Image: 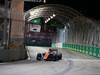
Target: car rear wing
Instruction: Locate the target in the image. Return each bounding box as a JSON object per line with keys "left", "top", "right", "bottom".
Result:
{"left": 51, "top": 49, "right": 58, "bottom": 53}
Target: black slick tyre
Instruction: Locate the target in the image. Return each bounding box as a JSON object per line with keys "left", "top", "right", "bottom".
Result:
{"left": 57, "top": 53, "right": 62, "bottom": 60}
{"left": 53, "top": 54, "right": 57, "bottom": 61}
{"left": 36, "top": 53, "right": 42, "bottom": 60}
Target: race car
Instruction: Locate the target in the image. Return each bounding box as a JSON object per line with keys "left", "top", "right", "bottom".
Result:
{"left": 36, "top": 49, "right": 62, "bottom": 61}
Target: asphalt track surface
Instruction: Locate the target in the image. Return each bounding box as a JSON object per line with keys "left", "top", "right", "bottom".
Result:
{"left": 0, "top": 46, "right": 100, "bottom": 75}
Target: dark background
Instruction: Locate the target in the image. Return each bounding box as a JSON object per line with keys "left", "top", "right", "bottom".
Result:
{"left": 24, "top": 0, "right": 100, "bottom": 20}
{"left": 0, "top": 0, "right": 100, "bottom": 20}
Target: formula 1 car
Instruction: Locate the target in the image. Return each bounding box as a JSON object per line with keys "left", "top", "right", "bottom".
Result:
{"left": 36, "top": 49, "right": 62, "bottom": 61}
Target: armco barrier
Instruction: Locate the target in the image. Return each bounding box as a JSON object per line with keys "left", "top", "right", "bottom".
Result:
{"left": 62, "top": 43, "right": 100, "bottom": 58}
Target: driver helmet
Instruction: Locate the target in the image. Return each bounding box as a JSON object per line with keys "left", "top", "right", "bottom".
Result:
{"left": 49, "top": 49, "right": 53, "bottom": 52}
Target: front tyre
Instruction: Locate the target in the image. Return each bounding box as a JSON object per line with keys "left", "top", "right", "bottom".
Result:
{"left": 36, "top": 53, "right": 42, "bottom": 60}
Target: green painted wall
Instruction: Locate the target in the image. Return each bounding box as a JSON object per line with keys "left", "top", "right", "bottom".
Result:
{"left": 62, "top": 43, "right": 100, "bottom": 58}
{"left": 51, "top": 44, "right": 56, "bottom": 47}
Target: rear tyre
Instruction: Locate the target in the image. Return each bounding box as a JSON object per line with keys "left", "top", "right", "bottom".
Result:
{"left": 36, "top": 53, "right": 42, "bottom": 60}
{"left": 57, "top": 53, "right": 62, "bottom": 60}
{"left": 53, "top": 54, "right": 57, "bottom": 61}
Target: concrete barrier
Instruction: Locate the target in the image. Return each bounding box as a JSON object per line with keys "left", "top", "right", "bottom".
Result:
{"left": 0, "top": 49, "right": 10, "bottom": 62}
{"left": 0, "top": 48, "right": 27, "bottom": 62}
